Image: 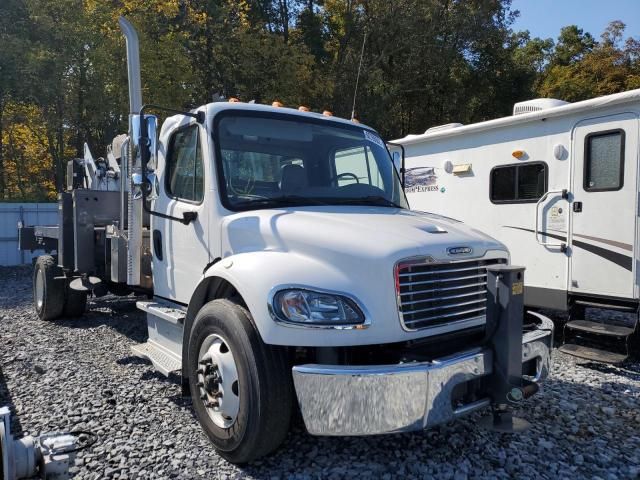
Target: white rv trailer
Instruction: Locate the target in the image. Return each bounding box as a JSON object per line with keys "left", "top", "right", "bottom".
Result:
{"left": 392, "top": 90, "right": 640, "bottom": 362}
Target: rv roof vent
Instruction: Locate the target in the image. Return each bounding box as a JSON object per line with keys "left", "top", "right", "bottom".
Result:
{"left": 425, "top": 123, "right": 464, "bottom": 134}
{"left": 513, "top": 98, "right": 569, "bottom": 116}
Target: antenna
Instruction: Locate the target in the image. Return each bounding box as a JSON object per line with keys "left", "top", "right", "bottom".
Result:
{"left": 351, "top": 31, "right": 367, "bottom": 121}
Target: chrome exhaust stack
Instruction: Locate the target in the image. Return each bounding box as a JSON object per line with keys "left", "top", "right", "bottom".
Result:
{"left": 118, "top": 16, "right": 144, "bottom": 286}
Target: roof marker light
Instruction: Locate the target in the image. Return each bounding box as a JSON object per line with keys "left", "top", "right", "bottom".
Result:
{"left": 512, "top": 150, "right": 525, "bottom": 159}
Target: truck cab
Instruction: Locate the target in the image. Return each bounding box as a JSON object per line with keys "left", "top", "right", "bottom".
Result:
{"left": 132, "top": 101, "right": 555, "bottom": 463}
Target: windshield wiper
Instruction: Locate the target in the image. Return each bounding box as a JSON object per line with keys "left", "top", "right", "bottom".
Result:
{"left": 334, "top": 196, "right": 404, "bottom": 209}
{"left": 233, "top": 195, "right": 328, "bottom": 208}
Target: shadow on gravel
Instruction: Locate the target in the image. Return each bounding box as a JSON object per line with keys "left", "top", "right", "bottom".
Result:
{"left": 116, "top": 355, "right": 152, "bottom": 367}
{"left": 139, "top": 369, "right": 182, "bottom": 386}
{"left": 580, "top": 361, "right": 640, "bottom": 381}
{"left": 54, "top": 295, "right": 148, "bottom": 344}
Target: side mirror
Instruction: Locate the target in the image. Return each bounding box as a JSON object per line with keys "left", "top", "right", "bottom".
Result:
{"left": 145, "top": 171, "right": 159, "bottom": 201}
{"left": 135, "top": 114, "right": 158, "bottom": 171}
{"left": 131, "top": 171, "right": 158, "bottom": 201}
{"left": 145, "top": 115, "right": 158, "bottom": 170}
{"left": 132, "top": 114, "right": 159, "bottom": 201}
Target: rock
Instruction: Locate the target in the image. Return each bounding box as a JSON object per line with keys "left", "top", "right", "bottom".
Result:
{"left": 1, "top": 266, "right": 639, "bottom": 479}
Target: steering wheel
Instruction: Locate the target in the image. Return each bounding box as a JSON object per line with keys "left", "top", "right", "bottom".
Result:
{"left": 332, "top": 172, "right": 360, "bottom": 184}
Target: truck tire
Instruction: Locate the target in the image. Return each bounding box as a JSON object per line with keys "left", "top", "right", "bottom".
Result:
{"left": 187, "top": 299, "right": 293, "bottom": 464}
{"left": 63, "top": 286, "right": 87, "bottom": 318}
{"left": 33, "top": 255, "right": 65, "bottom": 321}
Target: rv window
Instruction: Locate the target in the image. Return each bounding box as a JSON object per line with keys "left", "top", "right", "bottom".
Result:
{"left": 585, "top": 130, "right": 624, "bottom": 192}
{"left": 490, "top": 167, "right": 516, "bottom": 202}
{"left": 166, "top": 125, "right": 204, "bottom": 203}
{"left": 518, "top": 163, "right": 546, "bottom": 200}
{"left": 490, "top": 162, "right": 547, "bottom": 203}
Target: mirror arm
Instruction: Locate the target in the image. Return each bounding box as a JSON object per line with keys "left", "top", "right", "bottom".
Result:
{"left": 135, "top": 104, "right": 200, "bottom": 225}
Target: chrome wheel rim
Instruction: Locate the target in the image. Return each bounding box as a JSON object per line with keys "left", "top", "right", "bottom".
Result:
{"left": 197, "top": 334, "right": 239, "bottom": 429}
{"left": 35, "top": 268, "right": 45, "bottom": 310}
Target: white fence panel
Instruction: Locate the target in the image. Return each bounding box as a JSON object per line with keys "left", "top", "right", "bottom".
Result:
{"left": 0, "top": 203, "right": 58, "bottom": 266}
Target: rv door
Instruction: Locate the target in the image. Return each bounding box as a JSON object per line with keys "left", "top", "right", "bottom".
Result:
{"left": 570, "top": 113, "right": 638, "bottom": 300}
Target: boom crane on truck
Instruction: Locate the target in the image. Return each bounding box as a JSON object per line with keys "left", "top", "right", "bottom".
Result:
{"left": 18, "top": 17, "right": 554, "bottom": 463}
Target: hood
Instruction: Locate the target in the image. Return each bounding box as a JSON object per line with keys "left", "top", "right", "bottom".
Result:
{"left": 220, "top": 206, "right": 506, "bottom": 263}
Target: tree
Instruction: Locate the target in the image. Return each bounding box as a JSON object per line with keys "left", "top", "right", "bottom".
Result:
{"left": 538, "top": 21, "right": 640, "bottom": 101}
{"left": 3, "top": 0, "right": 640, "bottom": 201}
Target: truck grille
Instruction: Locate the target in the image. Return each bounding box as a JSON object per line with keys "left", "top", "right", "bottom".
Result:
{"left": 395, "top": 257, "right": 507, "bottom": 331}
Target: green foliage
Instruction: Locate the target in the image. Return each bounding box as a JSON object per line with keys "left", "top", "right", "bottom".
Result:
{"left": 539, "top": 21, "right": 640, "bottom": 101}
{"left": 0, "top": 0, "right": 639, "bottom": 200}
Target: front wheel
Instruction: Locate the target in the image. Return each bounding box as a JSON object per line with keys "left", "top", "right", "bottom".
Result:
{"left": 188, "top": 299, "right": 293, "bottom": 464}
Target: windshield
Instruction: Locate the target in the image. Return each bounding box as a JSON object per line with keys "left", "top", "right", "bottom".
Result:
{"left": 214, "top": 113, "right": 408, "bottom": 210}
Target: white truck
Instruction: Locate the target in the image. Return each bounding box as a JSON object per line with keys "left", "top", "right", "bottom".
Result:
{"left": 18, "top": 18, "right": 553, "bottom": 463}
{"left": 391, "top": 91, "right": 640, "bottom": 364}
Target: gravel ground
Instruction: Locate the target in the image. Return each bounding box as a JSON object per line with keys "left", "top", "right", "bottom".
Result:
{"left": 1, "top": 265, "right": 640, "bottom": 480}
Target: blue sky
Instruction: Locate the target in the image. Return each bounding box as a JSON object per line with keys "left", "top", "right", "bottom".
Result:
{"left": 511, "top": 0, "right": 640, "bottom": 41}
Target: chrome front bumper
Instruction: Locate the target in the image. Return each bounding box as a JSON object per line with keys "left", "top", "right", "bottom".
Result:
{"left": 292, "top": 312, "right": 553, "bottom": 436}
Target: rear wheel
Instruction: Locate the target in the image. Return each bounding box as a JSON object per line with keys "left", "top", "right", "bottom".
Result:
{"left": 188, "top": 299, "right": 292, "bottom": 464}
{"left": 33, "top": 255, "right": 65, "bottom": 321}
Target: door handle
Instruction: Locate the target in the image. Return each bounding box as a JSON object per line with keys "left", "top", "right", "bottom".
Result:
{"left": 153, "top": 229, "right": 163, "bottom": 261}
{"left": 573, "top": 201, "right": 582, "bottom": 213}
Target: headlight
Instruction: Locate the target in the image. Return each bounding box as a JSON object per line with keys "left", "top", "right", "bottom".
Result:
{"left": 272, "top": 289, "right": 365, "bottom": 326}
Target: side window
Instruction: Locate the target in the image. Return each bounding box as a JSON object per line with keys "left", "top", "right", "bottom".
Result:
{"left": 334, "top": 146, "right": 383, "bottom": 187}
{"left": 584, "top": 130, "right": 624, "bottom": 192}
{"left": 167, "top": 125, "right": 204, "bottom": 202}
{"left": 490, "top": 162, "right": 547, "bottom": 203}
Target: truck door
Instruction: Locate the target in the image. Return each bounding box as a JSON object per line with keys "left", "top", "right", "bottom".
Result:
{"left": 570, "top": 113, "right": 638, "bottom": 300}
{"left": 152, "top": 122, "right": 211, "bottom": 303}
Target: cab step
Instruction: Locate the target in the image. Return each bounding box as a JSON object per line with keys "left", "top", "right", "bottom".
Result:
{"left": 565, "top": 320, "right": 634, "bottom": 337}
{"left": 131, "top": 341, "right": 181, "bottom": 376}
{"left": 573, "top": 299, "right": 637, "bottom": 312}
{"left": 558, "top": 343, "right": 628, "bottom": 364}
{"left": 136, "top": 299, "right": 185, "bottom": 325}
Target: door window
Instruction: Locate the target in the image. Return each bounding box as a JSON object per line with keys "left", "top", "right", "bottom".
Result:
{"left": 334, "top": 146, "right": 384, "bottom": 187}
{"left": 490, "top": 162, "right": 547, "bottom": 203}
{"left": 584, "top": 130, "right": 624, "bottom": 192}
{"left": 166, "top": 125, "right": 204, "bottom": 202}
